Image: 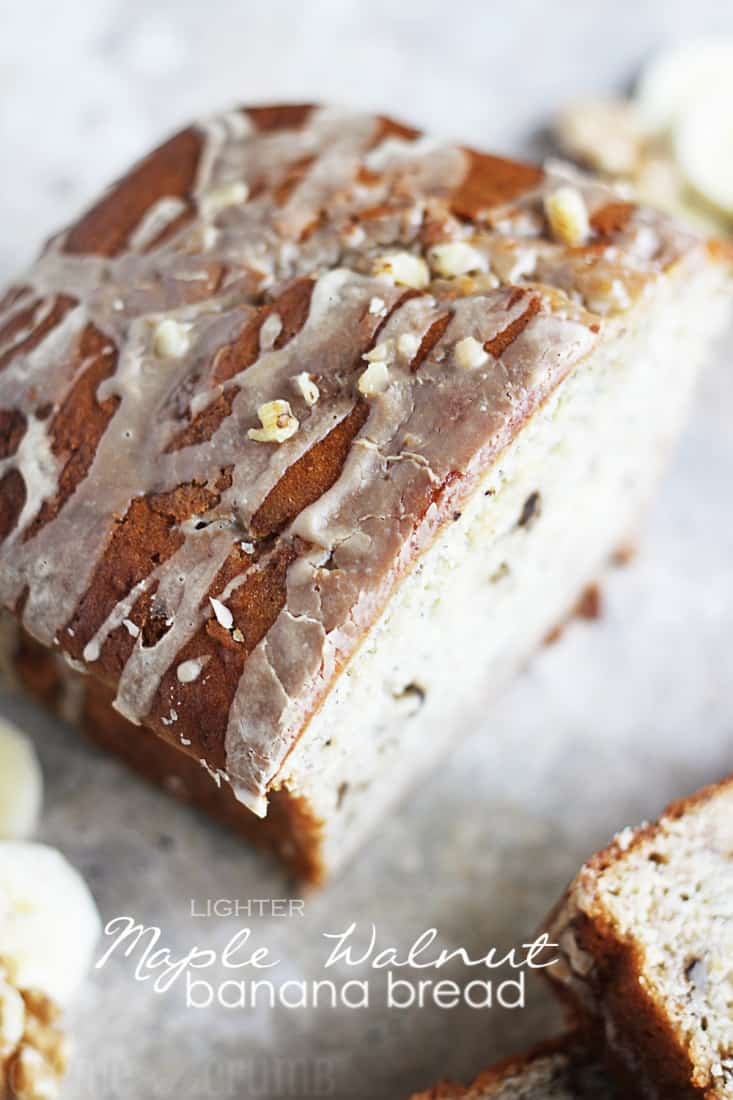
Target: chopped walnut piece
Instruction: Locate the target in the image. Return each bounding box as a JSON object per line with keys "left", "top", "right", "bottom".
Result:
{"left": 429, "top": 240, "right": 486, "bottom": 278}
{"left": 200, "top": 180, "right": 249, "bottom": 219}
{"left": 152, "top": 318, "right": 191, "bottom": 359}
{"left": 454, "top": 336, "right": 489, "bottom": 370}
{"left": 545, "top": 186, "right": 591, "bottom": 246}
{"left": 0, "top": 982, "right": 68, "bottom": 1100}
{"left": 357, "top": 361, "right": 390, "bottom": 397}
{"left": 362, "top": 340, "right": 394, "bottom": 364}
{"left": 20, "top": 997, "right": 68, "bottom": 1082}
{"left": 0, "top": 980, "right": 25, "bottom": 1058}
{"left": 396, "top": 333, "right": 420, "bottom": 362}
{"left": 208, "top": 597, "right": 233, "bottom": 631}
{"left": 248, "top": 399, "right": 300, "bottom": 443}
{"left": 292, "top": 372, "right": 320, "bottom": 406}
{"left": 176, "top": 658, "right": 206, "bottom": 683}
{"left": 8, "top": 1044, "right": 60, "bottom": 1100}
{"left": 373, "top": 251, "right": 430, "bottom": 289}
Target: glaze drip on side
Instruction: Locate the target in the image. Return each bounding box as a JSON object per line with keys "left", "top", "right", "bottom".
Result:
{"left": 0, "top": 106, "right": 701, "bottom": 813}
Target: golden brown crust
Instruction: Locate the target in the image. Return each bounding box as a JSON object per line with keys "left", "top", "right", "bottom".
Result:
{"left": 555, "top": 914, "right": 709, "bottom": 1098}
{"left": 449, "top": 150, "right": 544, "bottom": 221}
{"left": 24, "top": 324, "right": 119, "bottom": 539}
{"left": 62, "top": 511, "right": 296, "bottom": 772}
{"left": 250, "top": 402, "right": 369, "bottom": 539}
{"left": 0, "top": 409, "right": 26, "bottom": 460}
{"left": 590, "top": 201, "right": 636, "bottom": 238}
{"left": 11, "top": 625, "right": 326, "bottom": 882}
{"left": 0, "top": 294, "right": 76, "bottom": 372}
{"left": 483, "top": 290, "right": 541, "bottom": 358}
{"left": 244, "top": 104, "right": 315, "bottom": 133}
{"left": 0, "top": 470, "right": 25, "bottom": 545}
{"left": 63, "top": 128, "right": 203, "bottom": 258}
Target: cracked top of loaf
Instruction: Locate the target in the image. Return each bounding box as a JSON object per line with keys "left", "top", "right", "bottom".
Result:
{"left": 0, "top": 104, "right": 712, "bottom": 813}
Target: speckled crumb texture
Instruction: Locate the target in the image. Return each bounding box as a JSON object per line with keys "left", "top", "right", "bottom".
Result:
{"left": 544, "top": 777, "right": 733, "bottom": 1100}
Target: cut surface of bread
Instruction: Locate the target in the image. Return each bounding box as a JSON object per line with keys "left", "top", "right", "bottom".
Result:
{"left": 543, "top": 777, "right": 733, "bottom": 1099}
{"left": 0, "top": 104, "right": 730, "bottom": 877}
{"left": 409, "top": 1036, "right": 618, "bottom": 1098}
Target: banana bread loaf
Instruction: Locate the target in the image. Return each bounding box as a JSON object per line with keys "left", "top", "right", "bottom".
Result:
{"left": 542, "top": 776, "right": 733, "bottom": 1099}
{"left": 0, "top": 104, "right": 730, "bottom": 879}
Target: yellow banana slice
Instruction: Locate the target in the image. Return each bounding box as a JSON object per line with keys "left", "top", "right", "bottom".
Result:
{"left": 636, "top": 39, "right": 733, "bottom": 136}
{"left": 0, "top": 720, "right": 43, "bottom": 840}
{"left": 0, "top": 843, "right": 101, "bottom": 1005}
{"left": 676, "top": 91, "right": 733, "bottom": 218}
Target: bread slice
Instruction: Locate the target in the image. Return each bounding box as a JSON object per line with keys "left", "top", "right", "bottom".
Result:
{"left": 0, "top": 104, "right": 730, "bottom": 879}
{"left": 543, "top": 777, "right": 733, "bottom": 1099}
{"left": 409, "top": 1036, "right": 618, "bottom": 1098}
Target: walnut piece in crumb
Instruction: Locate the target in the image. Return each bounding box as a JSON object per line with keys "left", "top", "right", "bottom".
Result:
{"left": 0, "top": 969, "right": 68, "bottom": 1100}
{"left": 544, "top": 186, "right": 590, "bottom": 246}
{"left": 248, "top": 399, "right": 299, "bottom": 443}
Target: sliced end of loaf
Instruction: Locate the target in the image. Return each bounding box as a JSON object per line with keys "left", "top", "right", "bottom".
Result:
{"left": 545, "top": 777, "right": 733, "bottom": 1099}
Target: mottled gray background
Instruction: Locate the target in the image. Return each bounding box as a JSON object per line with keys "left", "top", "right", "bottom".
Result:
{"left": 1, "top": 2, "right": 732, "bottom": 1097}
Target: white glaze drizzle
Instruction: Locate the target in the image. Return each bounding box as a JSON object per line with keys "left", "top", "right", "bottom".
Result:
{"left": 0, "top": 107, "right": 702, "bottom": 814}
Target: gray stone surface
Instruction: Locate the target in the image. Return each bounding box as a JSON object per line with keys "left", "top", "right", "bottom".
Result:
{"left": 1, "top": 2, "right": 732, "bottom": 1096}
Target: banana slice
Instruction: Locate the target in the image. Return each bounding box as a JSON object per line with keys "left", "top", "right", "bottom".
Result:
{"left": 0, "top": 843, "right": 101, "bottom": 1005}
{"left": 636, "top": 39, "right": 733, "bottom": 136}
{"left": 676, "top": 92, "right": 733, "bottom": 218}
{"left": 0, "top": 719, "right": 43, "bottom": 840}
